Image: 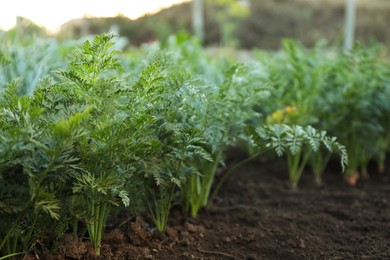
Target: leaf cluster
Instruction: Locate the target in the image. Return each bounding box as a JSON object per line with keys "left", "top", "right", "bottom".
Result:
{"left": 249, "top": 124, "right": 347, "bottom": 187}
{"left": 258, "top": 39, "right": 390, "bottom": 176}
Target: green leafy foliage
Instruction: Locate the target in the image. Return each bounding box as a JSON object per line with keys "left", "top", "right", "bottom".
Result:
{"left": 180, "top": 63, "right": 268, "bottom": 217}
{"left": 52, "top": 33, "right": 146, "bottom": 255}
{"left": 259, "top": 39, "right": 390, "bottom": 181}
{"left": 0, "top": 35, "right": 69, "bottom": 95}
{"left": 0, "top": 49, "right": 10, "bottom": 67}
{"left": 316, "top": 44, "right": 390, "bottom": 178}
{"left": 4, "top": 32, "right": 390, "bottom": 258}
{"left": 250, "top": 124, "right": 347, "bottom": 188}
{"left": 0, "top": 79, "right": 88, "bottom": 257}
{"left": 127, "top": 53, "right": 212, "bottom": 230}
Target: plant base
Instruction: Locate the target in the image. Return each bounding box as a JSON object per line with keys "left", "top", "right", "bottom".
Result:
{"left": 344, "top": 173, "right": 359, "bottom": 186}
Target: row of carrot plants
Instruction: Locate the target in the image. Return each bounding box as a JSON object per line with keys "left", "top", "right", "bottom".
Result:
{"left": 257, "top": 39, "right": 390, "bottom": 185}
{"left": 1, "top": 32, "right": 387, "bottom": 258}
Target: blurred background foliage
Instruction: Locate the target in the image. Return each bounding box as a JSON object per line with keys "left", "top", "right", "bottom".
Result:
{"left": 46, "top": 0, "right": 390, "bottom": 50}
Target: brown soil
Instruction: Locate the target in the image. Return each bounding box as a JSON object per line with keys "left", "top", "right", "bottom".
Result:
{"left": 32, "top": 155, "right": 390, "bottom": 259}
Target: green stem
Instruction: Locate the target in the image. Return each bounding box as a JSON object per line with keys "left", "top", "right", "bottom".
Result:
{"left": 200, "top": 150, "right": 223, "bottom": 207}
{"left": 287, "top": 151, "right": 298, "bottom": 187}
{"left": 86, "top": 193, "right": 110, "bottom": 256}
{"left": 156, "top": 185, "right": 175, "bottom": 232}
{"left": 311, "top": 151, "right": 331, "bottom": 178}
{"left": 187, "top": 150, "right": 223, "bottom": 218}
{"left": 0, "top": 252, "right": 26, "bottom": 260}
{"left": 23, "top": 213, "right": 39, "bottom": 251}
{"left": 0, "top": 209, "right": 36, "bottom": 256}
{"left": 145, "top": 186, "right": 157, "bottom": 227}
{"left": 11, "top": 231, "right": 18, "bottom": 257}
{"left": 0, "top": 224, "right": 16, "bottom": 252}
{"left": 208, "top": 150, "right": 267, "bottom": 207}
{"left": 346, "top": 130, "right": 359, "bottom": 175}
{"left": 287, "top": 148, "right": 312, "bottom": 188}
{"left": 298, "top": 149, "right": 312, "bottom": 176}
{"left": 360, "top": 157, "right": 370, "bottom": 178}
{"left": 377, "top": 152, "right": 385, "bottom": 173}
{"left": 146, "top": 183, "right": 176, "bottom": 233}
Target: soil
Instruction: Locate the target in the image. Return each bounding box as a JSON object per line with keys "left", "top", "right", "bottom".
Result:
{"left": 31, "top": 153, "right": 390, "bottom": 260}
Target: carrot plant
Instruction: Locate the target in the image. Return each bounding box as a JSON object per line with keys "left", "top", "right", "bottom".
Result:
{"left": 316, "top": 44, "right": 388, "bottom": 183}
{"left": 50, "top": 33, "right": 164, "bottom": 254}
{"left": 257, "top": 39, "right": 350, "bottom": 182}
{"left": 365, "top": 56, "right": 390, "bottom": 175}
{"left": 129, "top": 56, "right": 187, "bottom": 232}
{"left": 180, "top": 64, "right": 267, "bottom": 217}
{"left": 0, "top": 81, "right": 89, "bottom": 258}
{"left": 143, "top": 127, "right": 211, "bottom": 232}
{"left": 260, "top": 39, "right": 330, "bottom": 126}
{"left": 126, "top": 54, "right": 213, "bottom": 231}
{"left": 257, "top": 40, "right": 390, "bottom": 184}
{"left": 373, "top": 85, "right": 390, "bottom": 174}
{"left": 249, "top": 124, "right": 348, "bottom": 188}
{"left": 150, "top": 37, "right": 269, "bottom": 217}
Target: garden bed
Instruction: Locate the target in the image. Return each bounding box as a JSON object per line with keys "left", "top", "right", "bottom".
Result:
{"left": 33, "top": 154, "right": 390, "bottom": 259}
{"left": 2, "top": 34, "right": 390, "bottom": 260}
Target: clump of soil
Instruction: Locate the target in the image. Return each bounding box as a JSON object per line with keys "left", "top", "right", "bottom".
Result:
{"left": 32, "top": 155, "right": 390, "bottom": 259}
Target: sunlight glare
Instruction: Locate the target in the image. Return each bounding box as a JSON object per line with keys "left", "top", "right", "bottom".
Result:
{"left": 0, "top": 0, "right": 190, "bottom": 32}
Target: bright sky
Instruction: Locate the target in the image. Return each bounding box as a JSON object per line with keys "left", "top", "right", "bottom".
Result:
{"left": 0, "top": 0, "right": 189, "bottom": 32}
